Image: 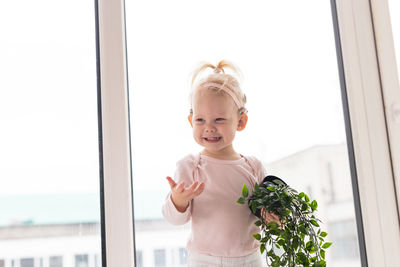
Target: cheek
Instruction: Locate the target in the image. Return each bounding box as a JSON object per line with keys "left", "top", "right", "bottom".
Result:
{"left": 220, "top": 124, "right": 236, "bottom": 137}
{"left": 193, "top": 126, "right": 202, "bottom": 137}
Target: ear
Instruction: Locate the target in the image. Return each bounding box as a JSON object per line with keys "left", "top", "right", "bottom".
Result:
{"left": 237, "top": 113, "right": 248, "bottom": 131}
{"left": 188, "top": 115, "right": 193, "bottom": 128}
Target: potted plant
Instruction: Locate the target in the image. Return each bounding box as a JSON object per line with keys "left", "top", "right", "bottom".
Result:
{"left": 237, "top": 175, "right": 332, "bottom": 267}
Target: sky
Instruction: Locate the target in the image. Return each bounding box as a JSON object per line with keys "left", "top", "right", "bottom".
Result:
{"left": 0, "top": 0, "right": 398, "bottom": 197}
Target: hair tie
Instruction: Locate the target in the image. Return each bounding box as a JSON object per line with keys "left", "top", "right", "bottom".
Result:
{"left": 214, "top": 67, "right": 222, "bottom": 74}
{"left": 201, "top": 82, "right": 245, "bottom": 111}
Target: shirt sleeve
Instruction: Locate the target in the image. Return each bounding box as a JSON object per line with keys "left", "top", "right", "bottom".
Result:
{"left": 247, "top": 156, "right": 268, "bottom": 184}
{"left": 161, "top": 155, "right": 195, "bottom": 225}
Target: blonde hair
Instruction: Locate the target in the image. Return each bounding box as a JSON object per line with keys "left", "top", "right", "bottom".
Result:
{"left": 189, "top": 60, "right": 247, "bottom": 114}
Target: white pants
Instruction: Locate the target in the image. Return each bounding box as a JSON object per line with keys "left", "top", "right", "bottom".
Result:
{"left": 187, "top": 251, "right": 263, "bottom": 267}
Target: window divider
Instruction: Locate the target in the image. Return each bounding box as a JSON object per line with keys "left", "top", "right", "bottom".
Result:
{"left": 96, "top": 0, "right": 135, "bottom": 266}
{"left": 334, "top": 0, "right": 400, "bottom": 265}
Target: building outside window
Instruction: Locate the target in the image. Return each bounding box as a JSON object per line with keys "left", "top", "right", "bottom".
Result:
{"left": 20, "top": 258, "right": 34, "bottom": 267}
{"left": 75, "top": 255, "right": 88, "bottom": 267}
{"left": 153, "top": 249, "right": 166, "bottom": 267}
{"left": 329, "top": 220, "right": 360, "bottom": 260}
{"left": 179, "top": 248, "right": 187, "bottom": 265}
{"left": 49, "top": 256, "right": 63, "bottom": 267}
{"left": 136, "top": 251, "right": 143, "bottom": 267}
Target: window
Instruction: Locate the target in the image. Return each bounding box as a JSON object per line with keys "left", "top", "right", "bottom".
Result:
{"left": 136, "top": 251, "right": 143, "bottom": 267}
{"left": 94, "top": 254, "right": 100, "bottom": 267}
{"left": 126, "top": 1, "right": 362, "bottom": 266}
{"left": 0, "top": 0, "right": 101, "bottom": 266}
{"left": 179, "top": 247, "right": 187, "bottom": 265}
{"left": 329, "top": 220, "right": 360, "bottom": 260}
{"left": 153, "top": 249, "right": 166, "bottom": 267}
{"left": 20, "top": 258, "right": 34, "bottom": 267}
{"left": 75, "top": 254, "right": 89, "bottom": 267}
{"left": 49, "top": 256, "right": 63, "bottom": 267}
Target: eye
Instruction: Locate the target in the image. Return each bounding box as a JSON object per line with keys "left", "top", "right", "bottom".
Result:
{"left": 215, "top": 118, "right": 225, "bottom": 122}
{"left": 195, "top": 118, "right": 205, "bottom": 123}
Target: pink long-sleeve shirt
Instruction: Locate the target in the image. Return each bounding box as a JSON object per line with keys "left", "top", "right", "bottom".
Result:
{"left": 162, "top": 153, "right": 267, "bottom": 257}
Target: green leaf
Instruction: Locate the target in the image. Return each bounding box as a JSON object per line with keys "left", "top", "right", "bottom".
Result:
{"left": 254, "top": 220, "right": 262, "bottom": 227}
{"left": 273, "top": 179, "right": 284, "bottom": 185}
{"left": 322, "top": 242, "right": 332, "bottom": 249}
{"left": 304, "top": 194, "right": 310, "bottom": 202}
{"left": 254, "top": 182, "right": 260, "bottom": 192}
{"left": 260, "top": 243, "right": 266, "bottom": 254}
{"left": 306, "top": 241, "right": 313, "bottom": 251}
{"left": 299, "top": 192, "right": 305, "bottom": 199}
{"left": 296, "top": 252, "right": 308, "bottom": 264}
{"left": 267, "top": 186, "right": 276, "bottom": 191}
{"left": 267, "top": 221, "right": 279, "bottom": 229}
{"left": 311, "top": 200, "right": 318, "bottom": 211}
{"left": 242, "top": 184, "right": 248, "bottom": 198}
{"left": 285, "top": 209, "right": 291, "bottom": 216}
{"left": 293, "top": 236, "right": 300, "bottom": 250}
{"left": 310, "top": 219, "right": 320, "bottom": 227}
{"left": 320, "top": 231, "right": 328, "bottom": 237}
{"left": 251, "top": 203, "right": 257, "bottom": 214}
{"left": 236, "top": 197, "right": 245, "bottom": 205}
{"left": 267, "top": 249, "right": 276, "bottom": 257}
{"left": 252, "top": 233, "right": 261, "bottom": 240}
{"left": 280, "top": 257, "right": 288, "bottom": 266}
{"left": 321, "top": 249, "right": 326, "bottom": 259}
{"left": 301, "top": 203, "right": 308, "bottom": 211}
{"left": 314, "top": 260, "right": 327, "bottom": 267}
{"left": 299, "top": 225, "right": 307, "bottom": 235}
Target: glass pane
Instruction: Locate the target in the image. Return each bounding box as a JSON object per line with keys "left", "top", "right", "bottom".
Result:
{"left": 50, "top": 256, "right": 63, "bottom": 267}
{"left": 20, "top": 259, "right": 34, "bottom": 267}
{"left": 126, "top": 0, "right": 363, "bottom": 266}
{"left": 178, "top": 248, "right": 187, "bottom": 265}
{"left": 153, "top": 249, "right": 166, "bottom": 267}
{"left": 0, "top": 0, "right": 101, "bottom": 266}
{"left": 388, "top": 0, "right": 400, "bottom": 83}
{"left": 136, "top": 251, "right": 143, "bottom": 267}
{"left": 75, "top": 255, "right": 89, "bottom": 267}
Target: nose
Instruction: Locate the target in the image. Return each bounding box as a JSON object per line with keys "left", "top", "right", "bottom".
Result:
{"left": 205, "top": 123, "right": 216, "bottom": 133}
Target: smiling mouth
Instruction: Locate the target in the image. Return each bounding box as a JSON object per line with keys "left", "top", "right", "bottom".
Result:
{"left": 203, "top": 137, "right": 222, "bottom": 142}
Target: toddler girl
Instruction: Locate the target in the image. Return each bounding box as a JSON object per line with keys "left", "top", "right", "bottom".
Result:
{"left": 162, "top": 60, "right": 279, "bottom": 267}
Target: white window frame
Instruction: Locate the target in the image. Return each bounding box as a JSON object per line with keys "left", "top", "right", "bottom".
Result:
{"left": 96, "top": 0, "right": 400, "bottom": 266}
{"left": 369, "top": 0, "right": 400, "bottom": 215}
{"left": 96, "top": 0, "right": 135, "bottom": 266}
{"left": 333, "top": 0, "right": 400, "bottom": 265}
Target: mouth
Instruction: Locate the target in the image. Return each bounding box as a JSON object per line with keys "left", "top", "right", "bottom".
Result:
{"left": 203, "top": 137, "right": 222, "bottom": 143}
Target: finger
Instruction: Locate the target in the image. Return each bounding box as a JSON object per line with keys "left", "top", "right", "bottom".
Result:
{"left": 189, "top": 182, "right": 205, "bottom": 198}
{"left": 184, "top": 182, "right": 204, "bottom": 199}
{"left": 175, "top": 181, "right": 185, "bottom": 193}
{"left": 268, "top": 213, "right": 279, "bottom": 222}
{"left": 166, "top": 176, "right": 177, "bottom": 188}
{"left": 272, "top": 214, "right": 280, "bottom": 221}
{"left": 193, "top": 182, "right": 205, "bottom": 196}
{"left": 186, "top": 181, "right": 199, "bottom": 192}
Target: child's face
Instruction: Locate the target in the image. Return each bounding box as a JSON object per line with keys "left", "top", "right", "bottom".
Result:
{"left": 189, "top": 89, "right": 247, "bottom": 158}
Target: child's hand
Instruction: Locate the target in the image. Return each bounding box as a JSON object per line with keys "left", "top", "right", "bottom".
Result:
{"left": 166, "top": 176, "right": 205, "bottom": 213}
{"left": 261, "top": 209, "right": 282, "bottom": 229}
